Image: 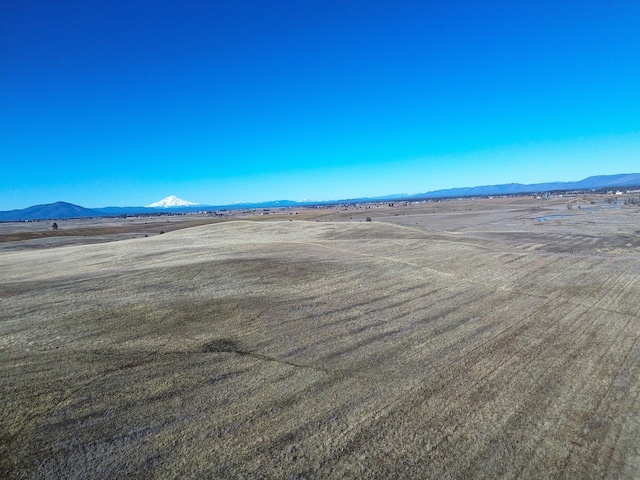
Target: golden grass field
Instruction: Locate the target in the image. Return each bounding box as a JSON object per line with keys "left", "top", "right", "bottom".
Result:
{"left": 1, "top": 197, "right": 640, "bottom": 478}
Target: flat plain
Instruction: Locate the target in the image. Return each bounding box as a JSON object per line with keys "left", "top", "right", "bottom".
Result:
{"left": 2, "top": 196, "right": 640, "bottom": 478}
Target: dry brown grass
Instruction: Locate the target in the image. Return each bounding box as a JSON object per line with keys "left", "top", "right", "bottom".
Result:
{"left": 1, "top": 198, "right": 639, "bottom": 478}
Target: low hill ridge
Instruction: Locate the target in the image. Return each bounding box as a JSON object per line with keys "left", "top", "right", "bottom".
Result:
{"left": 0, "top": 201, "right": 102, "bottom": 221}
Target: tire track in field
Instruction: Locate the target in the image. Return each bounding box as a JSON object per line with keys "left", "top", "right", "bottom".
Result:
{"left": 314, "top": 254, "right": 634, "bottom": 477}
{"left": 441, "top": 285, "right": 632, "bottom": 477}
{"left": 291, "top": 237, "right": 638, "bottom": 318}
{"left": 602, "top": 334, "right": 640, "bottom": 478}
{"left": 428, "top": 297, "right": 595, "bottom": 477}
{"left": 554, "top": 313, "right": 639, "bottom": 478}
{"left": 516, "top": 309, "right": 637, "bottom": 478}
{"left": 290, "top": 239, "right": 555, "bottom": 302}
{"left": 558, "top": 264, "right": 640, "bottom": 476}
{"left": 304, "top": 292, "right": 577, "bottom": 473}
{"left": 520, "top": 259, "right": 639, "bottom": 475}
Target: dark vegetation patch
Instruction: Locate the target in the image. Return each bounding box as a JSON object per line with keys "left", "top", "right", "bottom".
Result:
{"left": 200, "top": 339, "right": 242, "bottom": 354}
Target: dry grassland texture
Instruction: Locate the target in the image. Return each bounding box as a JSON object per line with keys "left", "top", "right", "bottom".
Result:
{"left": 1, "top": 220, "right": 640, "bottom": 479}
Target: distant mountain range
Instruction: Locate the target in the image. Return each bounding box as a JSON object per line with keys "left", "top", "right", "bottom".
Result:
{"left": 412, "top": 173, "right": 640, "bottom": 199}
{"left": 2, "top": 173, "right": 639, "bottom": 222}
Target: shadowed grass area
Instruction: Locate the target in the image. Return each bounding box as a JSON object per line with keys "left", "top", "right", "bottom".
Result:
{"left": 200, "top": 339, "right": 242, "bottom": 353}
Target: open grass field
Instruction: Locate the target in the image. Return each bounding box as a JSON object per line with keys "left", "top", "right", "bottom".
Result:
{"left": 2, "top": 197, "right": 640, "bottom": 478}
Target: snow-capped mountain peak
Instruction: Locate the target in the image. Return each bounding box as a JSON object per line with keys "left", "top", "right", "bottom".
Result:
{"left": 146, "top": 195, "right": 199, "bottom": 208}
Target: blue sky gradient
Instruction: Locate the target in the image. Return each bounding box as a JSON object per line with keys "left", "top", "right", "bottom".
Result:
{"left": 2, "top": 0, "right": 639, "bottom": 209}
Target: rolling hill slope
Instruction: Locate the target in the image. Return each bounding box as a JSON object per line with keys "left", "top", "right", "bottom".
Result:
{"left": 2, "top": 218, "right": 639, "bottom": 477}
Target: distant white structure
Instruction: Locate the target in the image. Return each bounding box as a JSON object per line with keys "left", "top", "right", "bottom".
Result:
{"left": 146, "top": 195, "right": 199, "bottom": 208}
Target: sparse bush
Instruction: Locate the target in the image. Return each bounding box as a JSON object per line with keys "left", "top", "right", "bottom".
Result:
{"left": 200, "top": 338, "right": 240, "bottom": 353}
{"left": 365, "top": 217, "right": 372, "bottom": 222}
{"left": 51, "top": 222, "right": 58, "bottom": 230}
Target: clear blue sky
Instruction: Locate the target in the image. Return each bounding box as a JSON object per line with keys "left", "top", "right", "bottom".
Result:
{"left": 2, "top": 0, "right": 639, "bottom": 209}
